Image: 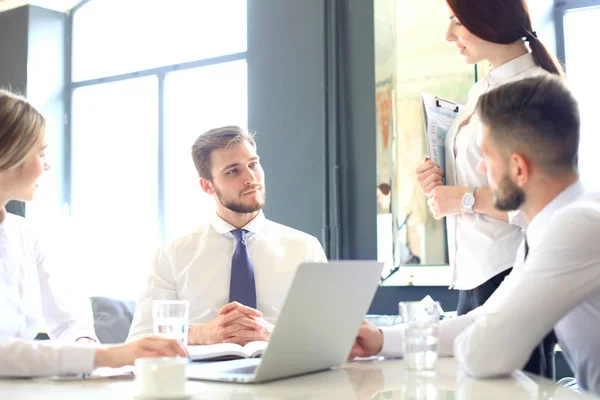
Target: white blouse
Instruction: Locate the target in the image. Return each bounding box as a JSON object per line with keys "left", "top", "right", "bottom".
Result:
{"left": 444, "top": 53, "right": 545, "bottom": 290}
{"left": 0, "top": 212, "right": 98, "bottom": 377}
{"left": 0, "top": 212, "right": 97, "bottom": 341}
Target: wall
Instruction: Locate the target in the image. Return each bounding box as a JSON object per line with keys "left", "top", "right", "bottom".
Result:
{"left": 247, "top": 0, "right": 327, "bottom": 247}
{"left": 0, "top": 7, "right": 29, "bottom": 217}
{"left": 336, "top": 0, "right": 378, "bottom": 261}
{"left": 0, "top": 5, "right": 67, "bottom": 218}
{"left": 247, "top": 0, "right": 378, "bottom": 262}
{"left": 0, "top": 7, "right": 28, "bottom": 93}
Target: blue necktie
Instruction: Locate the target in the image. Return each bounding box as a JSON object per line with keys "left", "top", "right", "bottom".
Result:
{"left": 228, "top": 229, "right": 257, "bottom": 309}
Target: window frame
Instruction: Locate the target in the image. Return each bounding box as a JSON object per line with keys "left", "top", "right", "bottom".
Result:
{"left": 554, "top": 0, "right": 600, "bottom": 68}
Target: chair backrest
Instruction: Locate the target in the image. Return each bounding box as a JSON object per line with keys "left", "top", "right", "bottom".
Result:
{"left": 90, "top": 296, "right": 136, "bottom": 344}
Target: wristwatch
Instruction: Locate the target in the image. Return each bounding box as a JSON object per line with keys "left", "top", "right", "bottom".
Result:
{"left": 462, "top": 187, "right": 475, "bottom": 214}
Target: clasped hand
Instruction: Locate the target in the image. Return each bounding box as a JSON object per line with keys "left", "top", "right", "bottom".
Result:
{"left": 189, "top": 302, "right": 273, "bottom": 346}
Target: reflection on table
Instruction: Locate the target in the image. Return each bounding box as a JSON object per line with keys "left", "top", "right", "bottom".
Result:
{"left": 0, "top": 358, "right": 598, "bottom": 399}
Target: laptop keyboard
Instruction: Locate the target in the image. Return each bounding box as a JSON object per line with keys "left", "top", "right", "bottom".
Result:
{"left": 224, "top": 365, "right": 258, "bottom": 375}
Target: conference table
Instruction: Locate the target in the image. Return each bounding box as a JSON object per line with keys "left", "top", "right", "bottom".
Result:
{"left": 0, "top": 357, "right": 597, "bottom": 399}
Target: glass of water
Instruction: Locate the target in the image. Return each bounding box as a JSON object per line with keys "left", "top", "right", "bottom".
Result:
{"left": 152, "top": 300, "right": 189, "bottom": 346}
{"left": 399, "top": 301, "right": 440, "bottom": 371}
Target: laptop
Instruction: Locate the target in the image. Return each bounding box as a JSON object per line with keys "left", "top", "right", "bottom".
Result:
{"left": 185, "top": 260, "right": 384, "bottom": 383}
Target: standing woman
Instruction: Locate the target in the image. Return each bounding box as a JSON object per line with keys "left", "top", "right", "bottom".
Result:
{"left": 416, "top": 1, "right": 563, "bottom": 314}
{"left": 0, "top": 89, "right": 187, "bottom": 376}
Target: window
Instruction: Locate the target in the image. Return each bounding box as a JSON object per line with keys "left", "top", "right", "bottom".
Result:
{"left": 374, "top": 0, "right": 483, "bottom": 277}
{"left": 70, "top": 77, "right": 159, "bottom": 298}
{"left": 163, "top": 60, "right": 247, "bottom": 240}
{"left": 69, "top": 0, "right": 248, "bottom": 298}
{"left": 562, "top": 4, "right": 600, "bottom": 190}
{"left": 72, "top": 0, "right": 247, "bottom": 81}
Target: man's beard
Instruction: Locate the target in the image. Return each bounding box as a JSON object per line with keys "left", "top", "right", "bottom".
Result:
{"left": 493, "top": 174, "right": 525, "bottom": 211}
{"left": 215, "top": 186, "right": 266, "bottom": 214}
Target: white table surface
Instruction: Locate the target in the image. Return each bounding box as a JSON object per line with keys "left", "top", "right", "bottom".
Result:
{"left": 0, "top": 358, "right": 598, "bottom": 399}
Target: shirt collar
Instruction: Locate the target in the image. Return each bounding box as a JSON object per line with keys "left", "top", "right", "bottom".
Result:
{"left": 211, "top": 210, "right": 266, "bottom": 237}
{"left": 486, "top": 53, "right": 537, "bottom": 87}
{"left": 527, "top": 181, "right": 584, "bottom": 250}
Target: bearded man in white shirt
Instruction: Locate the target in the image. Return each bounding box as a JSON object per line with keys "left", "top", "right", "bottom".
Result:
{"left": 128, "top": 126, "right": 327, "bottom": 346}
{"left": 349, "top": 74, "right": 600, "bottom": 395}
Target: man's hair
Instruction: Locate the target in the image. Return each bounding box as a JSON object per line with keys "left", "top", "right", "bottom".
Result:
{"left": 476, "top": 73, "right": 580, "bottom": 175}
{"left": 0, "top": 89, "right": 46, "bottom": 172}
{"left": 191, "top": 125, "right": 256, "bottom": 181}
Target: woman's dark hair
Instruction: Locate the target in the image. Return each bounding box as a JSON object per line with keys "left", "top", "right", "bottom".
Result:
{"left": 446, "top": 0, "right": 564, "bottom": 78}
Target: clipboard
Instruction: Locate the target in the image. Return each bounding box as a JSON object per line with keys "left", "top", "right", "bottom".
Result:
{"left": 434, "top": 96, "right": 460, "bottom": 113}
{"left": 421, "top": 93, "right": 463, "bottom": 180}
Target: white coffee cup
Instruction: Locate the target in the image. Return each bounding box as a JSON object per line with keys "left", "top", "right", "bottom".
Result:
{"left": 135, "top": 357, "right": 188, "bottom": 399}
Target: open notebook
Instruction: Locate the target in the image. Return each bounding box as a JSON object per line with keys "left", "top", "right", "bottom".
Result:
{"left": 188, "top": 341, "right": 268, "bottom": 361}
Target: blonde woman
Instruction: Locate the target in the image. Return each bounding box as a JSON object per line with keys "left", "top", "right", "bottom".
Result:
{"left": 0, "top": 89, "right": 187, "bottom": 377}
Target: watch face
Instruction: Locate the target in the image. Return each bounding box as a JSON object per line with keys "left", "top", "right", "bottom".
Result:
{"left": 463, "top": 193, "right": 475, "bottom": 207}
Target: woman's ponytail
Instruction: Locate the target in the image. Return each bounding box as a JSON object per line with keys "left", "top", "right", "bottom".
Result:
{"left": 527, "top": 35, "right": 565, "bottom": 79}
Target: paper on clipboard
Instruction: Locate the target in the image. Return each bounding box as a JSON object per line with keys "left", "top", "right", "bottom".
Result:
{"left": 421, "top": 93, "right": 463, "bottom": 181}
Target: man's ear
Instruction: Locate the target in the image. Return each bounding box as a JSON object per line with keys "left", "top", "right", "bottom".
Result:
{"left": 200, "top": 177, "right": 215, "bottom": 195}
{"left": 511, "top": 153, "right": 531, "bottom": 188}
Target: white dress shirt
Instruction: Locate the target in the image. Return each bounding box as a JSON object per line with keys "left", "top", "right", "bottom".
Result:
{"left": 128, "top": 211, "right": 327, "bottom": 341}
{"left": 0, "top": 212, "right": 98, "bottom": 377}
{"left": 380, "top": 182, "right": 600, "bottom": 395}
{"left": 445, "top": 53, "right": 545, "bottom": 290}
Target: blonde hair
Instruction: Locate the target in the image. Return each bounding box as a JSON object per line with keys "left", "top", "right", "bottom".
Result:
{"left": 191, "top": 125, "right": 256, "bottom": 180}
{"left": 0, "top": 89, "right": 46, "bottom": 172}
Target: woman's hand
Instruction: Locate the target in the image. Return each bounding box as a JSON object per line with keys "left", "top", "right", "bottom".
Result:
{"left": 427, "top": 185, "right": 468, "bottom": 219}
{"left": 94, "top": 336, "right": 188, "bottom": 368}
{"left": 415, "top": 157, "right": 444, "bottom": 196}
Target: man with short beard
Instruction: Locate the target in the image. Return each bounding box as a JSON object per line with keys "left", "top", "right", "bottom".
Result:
{"left": 349, "top": 74, "right": 600, "bottom": 395}
{"left": 128, "top": 126, "right": 327, "bottom": 346}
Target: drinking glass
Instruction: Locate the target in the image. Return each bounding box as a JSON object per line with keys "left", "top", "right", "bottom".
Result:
{"left": 152, "top": 300, "right": 189, "bottom": 346}
{"left": 399, "top": 301, "right": 440, "bottom": 371}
